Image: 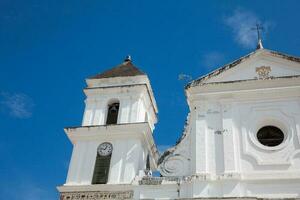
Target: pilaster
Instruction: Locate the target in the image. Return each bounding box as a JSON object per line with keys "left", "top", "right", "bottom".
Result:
{"left": 221, "top": 101, "right": 238, "bottom": 174}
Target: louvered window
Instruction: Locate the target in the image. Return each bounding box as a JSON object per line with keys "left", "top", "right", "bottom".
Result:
{"left": 92, "top": 154, "right": 111, "bottom": 184}
{"left": 106, "top": 102, "right": 119, "bottom": 125}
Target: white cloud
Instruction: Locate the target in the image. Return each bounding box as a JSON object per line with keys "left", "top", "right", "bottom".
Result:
{"left": 0, "top": 92, "right": 34, "bottom": 118}
{"left": 202, "top": 51, "right": 225, "bottom": 70}
{"left": 224, "top": 8, "right": 268, "bottom": 49}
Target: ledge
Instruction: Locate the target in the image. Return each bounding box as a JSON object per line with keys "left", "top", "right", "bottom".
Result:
{"left": 65, "top": 122, "right": 150, "bottom": 132}
{"left": 64, "top": 122, "right": 159, "bottom": 168}
{"left": 64, "top": 122, "right": 152, "bottom": 139}
{"left": 57, "top": 184, "right": 134, "bottom": 192}
{"left": 64, "top": 122, "right": 153, "bottom": 145}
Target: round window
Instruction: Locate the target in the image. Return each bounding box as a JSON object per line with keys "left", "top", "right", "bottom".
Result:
{"left": 257, "top": 126, "right": 284, "bottom": 147}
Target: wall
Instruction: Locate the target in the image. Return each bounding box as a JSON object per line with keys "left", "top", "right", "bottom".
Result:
{"left": 82, "top": 86, "right": 156, "bottom": 130}
{"left": 65, "top": 83, "right": 156, "bottom": 185}
{"left": 190, "top": 92, "right": 300, "bottom": 178}
{"left": 65, "top": 138, "right": 145, "bottom": 185}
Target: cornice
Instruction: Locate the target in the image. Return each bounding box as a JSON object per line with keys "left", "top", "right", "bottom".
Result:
{"left": 65, "top": 123, "right": 151, "bottom": 142}
{"left": 186, "top": 76, "right": 300, "bottom": 100}
{"left": 64, "top": 122, "right": 159, "bottom": 167}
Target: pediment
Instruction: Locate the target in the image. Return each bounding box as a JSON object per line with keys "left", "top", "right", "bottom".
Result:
{"left": 189, "top": 49, "right": 300, "bottom": 87}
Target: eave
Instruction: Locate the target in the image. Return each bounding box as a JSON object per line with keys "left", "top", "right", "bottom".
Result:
{"left": 186, "top": 75, "right": 300, "bottom": 103}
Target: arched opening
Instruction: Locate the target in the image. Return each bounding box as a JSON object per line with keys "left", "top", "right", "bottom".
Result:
{"left": 106, "top": 101, "right": 119, "bottom": 125}
{"left": 257, "top": 126, "right": 284, "bottom": 147}
{"left": 92, "top": 143, "right": 113, "bottom": 184}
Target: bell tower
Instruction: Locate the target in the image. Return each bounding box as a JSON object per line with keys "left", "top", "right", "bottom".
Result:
{"left": 59, "top": 56, "right": 159, "bottom": 190}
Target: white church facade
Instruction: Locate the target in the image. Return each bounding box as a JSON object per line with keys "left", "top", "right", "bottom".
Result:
{"left": 57, "top": 43, "right": 300, "bottom": 199}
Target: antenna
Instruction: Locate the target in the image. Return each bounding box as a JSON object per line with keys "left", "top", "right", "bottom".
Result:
{"left": 178, "top": 74, "right": 192, "bottom": 81}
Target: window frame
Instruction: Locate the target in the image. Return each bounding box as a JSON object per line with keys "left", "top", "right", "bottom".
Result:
{"left": 250, "top": 119, "right": 290, "bottom": 151}
{"left": 256, "top": 126, "right": 285, "bottom": 147}
{"left": 105, "top": 100, "right": 120, "bottom": 125}
{"left": 92, "top": 143, "right": 113, "bottom": 184}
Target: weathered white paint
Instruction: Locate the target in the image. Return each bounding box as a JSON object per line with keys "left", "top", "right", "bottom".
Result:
{"left": 63, "top": 73, "right": 158, "bottom": 187}
{"left": 58, "top": 49, "right": 300, "bottom": 199}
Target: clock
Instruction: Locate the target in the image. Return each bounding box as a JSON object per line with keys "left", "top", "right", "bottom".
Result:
{"left": 97, "top": 142, "right": 113, "bottom": 156}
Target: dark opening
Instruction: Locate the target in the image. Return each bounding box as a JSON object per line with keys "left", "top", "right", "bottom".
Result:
{"left": 106, "top": 102, "right": 119, "bottom": 125}
{"left": 92, "top": 154, "right": 111, "bottom": 184}
{"left": 257, "top": 126, "right": 284, "bottom": 147}
{"left": 146, "top": 154, "right": 150, "bottom": 170}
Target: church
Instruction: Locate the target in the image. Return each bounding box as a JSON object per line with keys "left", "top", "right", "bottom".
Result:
{"left": 57, "top": 38, "right": 300, "bottom": 199}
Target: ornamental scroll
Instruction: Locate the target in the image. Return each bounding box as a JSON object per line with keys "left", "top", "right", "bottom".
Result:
{"left": 60, "top": 191, "right": 133, "bottom": 200}
{"left": 159, "top": 154, "right": 190, "bottom": 177}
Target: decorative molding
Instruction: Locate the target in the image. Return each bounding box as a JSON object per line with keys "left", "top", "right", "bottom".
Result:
{"left": 256, "top": 66, "right": 271, "bottom": 79}
{"left": 139, "top": 176, "right": 193, "bottom": 185}
{"left": 60, "top": 191, "right": 133, "bottom": 200}
{"left": 159, "top": 154, "right": 190, "bottom": 176}
{"left": 240, "top": 105, "right": 295, "bottom": 165}
{"left": 139, "top": 177, "right": 163, "bottom": 185}
{"left": 158, "top": 113, "right": 191, "bottom": 177}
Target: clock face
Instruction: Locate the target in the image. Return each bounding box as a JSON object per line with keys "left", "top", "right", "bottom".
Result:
{"left": 97, "top": 142, "right": 113, "bottom": 156}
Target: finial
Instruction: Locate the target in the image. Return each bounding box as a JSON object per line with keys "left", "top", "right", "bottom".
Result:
{"left": 124, "top": 55, "right": 131, "bottom": 62}
{"left": 257, "top": 38, "right": 263, "bottom": 49}
{"left": 251, "top": 23, "right": 264, "bottom": 50}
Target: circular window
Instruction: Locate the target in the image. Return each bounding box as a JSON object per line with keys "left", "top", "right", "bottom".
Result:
{"left": 257, "top": 126, "right": 284, "bottom": 147}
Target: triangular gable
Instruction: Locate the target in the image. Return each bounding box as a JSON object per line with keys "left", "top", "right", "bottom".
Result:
{"left": 187, "top": 49, "right": 300, "bottom": 87}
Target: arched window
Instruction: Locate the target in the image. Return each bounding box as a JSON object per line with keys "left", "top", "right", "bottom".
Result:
{"left": 106, "top": 102, "right": 119, "bottom": 125}
{"left": 257, "top": 126, "right": 284, "bottom": 147}
{"left": 92, "top": 142, "right": 113, "bottom": 184}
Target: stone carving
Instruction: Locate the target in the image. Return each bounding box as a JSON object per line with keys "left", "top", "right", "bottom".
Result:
{"left": 139, "top": 176, "right": 182, "bottom": 185}
{"left": 139, "top": 177, "right": 163, "bottom": 185}
{"left": 158, "top": 113, "right": 191, "bottom": 177}
{"left": 159, "top": 154, "right": 190, "bottom": 176}
{"left": 256, "top": 66, "right": 271, "bottom": 79}
{"left": 60, "top": 191, "right": 133, "bottom": 200}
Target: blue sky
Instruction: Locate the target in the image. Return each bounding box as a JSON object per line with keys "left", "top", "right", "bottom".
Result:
{"left": 1, "top": 0, "right": 300, "bottom": 199}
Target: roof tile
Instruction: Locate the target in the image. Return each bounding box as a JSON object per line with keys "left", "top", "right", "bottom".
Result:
{"left": 89, "top": 60, "right": 145, "bottom": 79}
